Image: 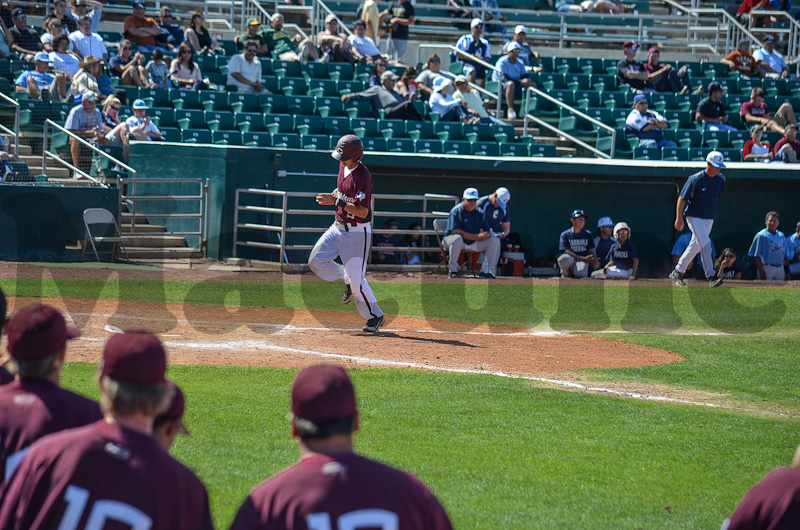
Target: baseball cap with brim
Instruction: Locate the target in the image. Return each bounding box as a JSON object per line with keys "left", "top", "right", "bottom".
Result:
{"left": 495, "top": 187, "right": 510, "bottom": 212}
{"left": 271, "top": 12, "right": 284, "bottom": 21}
{"left": 292, "top": 365, "right": 357, "bottom": 422}
{"left": 597, "top": 216, "right": 613, "bottom": 228}
{"left": 432, "top": 76, "right": 451, "bottom": 93}
{"left": 514, "top": 24, "right": 526, "bottom": 34}
{"left": 6, "top": 304, "right": 80, "bottom": 362}
{"left": 81, "top": 92, "right": 97, "bottom": 103}
{"left": 507, "top": 41, "right": 523, "bottom": 52}
{"left": 648, "top": 47, "right": 659, "bottom": 55}
{"left": 247, "top": 18, "right": 260, "bottom": 26}
{"left": 571, "top": 209, "right": 588, "bottom": 219}
{"left": 633, "top": 94, "right": 647, "bottom": 105}
{"left": 132, "top": 99, "right": 148, "bottom": 109}
{"left": 34, "top": 52, "right": 51, "bottom": 63}
{"left": 324, "top": 14, "right": 336, "bottom": 23}
{"left": 706, "top": 150, "right": 726, "bottom": 168}
{"left": 101, "top": 331, "right": 167, "bottom": 386}
{"left": 470, "top": 17, "right": 483, "bottom": 28}
{"left": 454, "top": 74, "right": 467, "bottom": 84}
{"left": 764, "top": 35, "right": 776, "bottom": 42}
{"left": 622, "top": 40, "right": 637, "bottom": 50}
{"left": 133, "top": 1, "right": 145, "bottom": 8}
{"left": 380, "top": 70, "right": 398, "bottom": 81}
{"left": 11, "top": 8, "right": 24, "bottom": 19}
{"left": 158, "top": 381, "right": 189, "bottom": 435}
{"left": 738, "top": 38, "right": 750, "bottom": 48}
{"left": 708, "top": 81, "right": 724, "bottom": 93}
{"left": 463, "top": 187, "right": 479, "bottom": 200}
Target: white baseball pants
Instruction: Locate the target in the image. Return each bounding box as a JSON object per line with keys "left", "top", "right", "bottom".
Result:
{"left": 758, "top": 264, "right": 785, "bottom": 281}
{"left": 557, "top": 253, "right": 590, "bottom": 278}
{"left": 676, "top": 217, "right": 715, "bottom": 279}
{"left": 590, "top": 266, "right": 632, "bottom": 279}
{"left": 308, "top": 223, "right": 382, "bottom": 320}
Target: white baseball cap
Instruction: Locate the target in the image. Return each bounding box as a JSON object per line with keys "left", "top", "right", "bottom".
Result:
{"left": 495, "top": 187, "right": 510, "bottom": 212}
{"left": 507, "top": 41, "right": 523, "bottom": 52}
{"left": 514, "top": 25, "right": 526, "bottom": 34}
{"left": 34, "top": 51, "right": 52, "bottom": 63}
{"left": 597, "top": 216, "right": 614, "bottom": 228}
{"left": 613, "top": 221, "right": 630, "bottom": 239}
{"left": 432, "top": 76, "right": 452, "bottom": 93}
{"left": 470, "top": 17, "right": 483, "bottom": 28}
{"left": 463, "top": 187, "right": 479, "bottom": 200}
{"left": 132, "top": 99, "right": 148, "bottom": 109}
{"left": 706, "top": 151, "right": 726, "bottom": 168}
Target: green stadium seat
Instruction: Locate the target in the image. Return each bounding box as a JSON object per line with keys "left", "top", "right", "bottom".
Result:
{"left": 263, "top": 77, "right": 281, "bottom": 95}
{"left": 405, "top": 121, "right": 435, "bottom": 141}
{"left": 718, "top": 148, "right": 740, "bottom": 162}
{"left": 536, "top": 89, "right": 574, "bottom": 118}
{"left": 563, "top": 73, "right": 592, "bottom": 92}
{"left": 263, "top": 114, "right": 294, "bottom": 134}
{"left": 442, "top": 140, "right": 472, "bottom": 155}
{"left": 323, "top": 116, "right": 351, "bottom": 136}
{"left": 285, "top": 96, "right": 314, "bottom": 115}
{"left": 159, "top": 127, "right": 181, "bottom": 142}
{"left": 134, "top": 87, "right": 170, "bottom": 108}
{"left": 280, "top": 77, "right": 308, "bottom": 96}
{"left": 219, "top": 40, "right": 238, "bottom": 56}
{"left": 361, "top": 137, "right": 386, "bottom": 152}
{"left": 491, "top": 123, "right": 515, "bottom": 143}
{"left": 194, "top": 55, "right": 218, "bottom": 73}
{"left": 462, "top": 123, "right": 495, "bottom": 143}
{"left": 18, "top": 100, "right": 49, "bottom": 131}
{"left": 663, "top": 109, "right": 691, "bottom": 130}
{"left": 170, "top": 89, "right": 202, "bottom": 110}
{"left": 343, "top": 99, "right": 374, "bottom": 119}
{"left": 737, "top": 77, "right": 763, "bottom": 95}
{"left": 350, "top": 117, "right": 379, "bottom": 138}
{"left": 354, "top": 63, "right": 371, "bottom": 83}
{"left": 205, "top": 111, "right": 236, "bottom": 132}
{"left": 703, "top": 129, "right": 730, "bottom": 149}
{"left": 236, "top": 113, "right": 265, "bottom": 132}
{"left": 258, "top": 58, "right": 274, "bottom": 76}
{"left": 305, "top": 62, "right": 329, "bottom": 79}
{"left": 661, "top": 146, "right": 687, "bottom": 161}
{"left": 201, "top": 92, "right": 230, "bottom": 112}
{"left": 98, "top": 31, "right": 124, "bottom": 45}
{"left": 573, "top": 90, "right": 601, "bottom": 110}
{"left": 273, "top": 60, "right": 302, "bottom": 78}
{"left": 471, "top": 141, "right": 500, "bottom": 156}
{"left": 50, "top": 101, "right": 73, "bottom": 122}
{"left": 703, "top": 62, "right": 732, "bottom": 79}
{"left": 674, "top": 128, "right": 702, "bottom": 148}
{"left": 447, "top": 62, "right": 464, "bottom": 76}
{"left": 649, "top": 92, "right": 675, "bottom": 113}
{"left": 337, "top": 80, "right": 365, "bottom": 95}
{"left": 603, "top": 91, "right": 627, "bottom": 110}
{"left": 0, "top": 60, "right": 12, "bottom": 81}
{"left": 308, "top": 79, "right": 338, "bottom": 98}
{"left": 175, "top": 109, "right": 205, "bottom": 131}
{"left": 434, "top": 122, "right": 464, "bottom": 142}
{"left": 212, "top": 131, "right": 242, "bottom": 145}
{"left": 727, "top": 113, "right": 743, "bottom": 129}
{"left": 271, "top": 133, "right": 302, "bottom": 148}
{"left": 529, "top": 144, "right": 558, "bottom": 157}
{"left": 500, "top": 142, "right": 528, "bottom": 157}
{"left": 150, "top": 107, "right": 177, "bottom": 128}
{"left": 578, "top": 57, "right": 603, "bottom": 75}
{"left": 762, "top": 78, "right": 783, "bottom": 97}
{"left": 590, "top": 74, "right": 616, "bottom": 92}
{"left": 553, "top": 57, "right": 580, "bottom": 74}
{"left": 259, "top": 94, "right": 288, "bottom": 114}
{"left": 602, "top": 58, "right": 620, "bottom": 76}
{"left": 229, "top": 93, "right": 261, "bottom": 114}
{"left": 243, "top": 131, "right": 272, "bottom": 147}
{"left": 415, "top": 139, "right": 442, "bottom": 154}
{"left": 301, "top": 134, "right": 330, "bottom": 150}
{"left": 729, "top": 130, "right": 749, "bottom": 151}
{"left": 687, "top": 147, "right": 708, "bottom": 161}
{"left": 0, "top": 77, "right": 11, "bottom": 95}
{"left": 294, "top": 115, "right": 324, "bottom": 136}
{"left": 385, "top": 138, "right": 414, "bottom": 152}
{"left": 633, "top": 146, "right": 660, "bottom": 160}
{"left": 674, "top": 93, "right": 702, "bottom": 113}
{"left": 378, "top": 119, "right": 406, "bottom": 139}
{"left": 538, "top": 72, "right": 566, "bottom": 91}
{"left": 314, "top": 96, "right": 345, "bottom": 117}
{"left": 327, "top": 62, "right": 354, "bottom": 82}
{"left": 787, "top": 79, "right": 800, "bottom": 97}
{"left": 559, "top": 107, "right": 611, "bottom": 139}
{"left": 182, "top": 129, "right": 212, "bottom": 143}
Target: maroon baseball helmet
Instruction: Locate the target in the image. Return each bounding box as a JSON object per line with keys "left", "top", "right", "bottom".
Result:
{"left": 331, "top": 134, "right": 364, "bottom": 162}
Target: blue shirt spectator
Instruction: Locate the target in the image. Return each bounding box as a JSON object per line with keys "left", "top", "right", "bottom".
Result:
{"left": 492, "top": 53, "right": 528, "bottom": 82}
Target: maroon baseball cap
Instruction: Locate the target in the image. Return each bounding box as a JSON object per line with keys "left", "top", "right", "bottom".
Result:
{"left": 331, "top": 134, "right": 364, "bottom": 162}
{"left": 157, "top": 380, "right": 189, "bottom": 434}
{"left": 291, "top": 365, "right": 357, "bottom": 422}
{"left": 648, "top": 47, "right": 660, "bottom": 55}
{"left": 6, "top": 304, "right": 80, "bottom": 361}
{"left": 622, "top": 40, "right": 637, "bottom": 50}
{"left": 101, "top": 331, "right": 167, "bottom": 386}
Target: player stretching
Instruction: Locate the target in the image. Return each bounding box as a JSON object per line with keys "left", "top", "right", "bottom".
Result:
{"left": 670, "top": 151, "right": 726, "bottom": 287}
{"left": 308, "top": 134, "right": 385, "bottom": 333}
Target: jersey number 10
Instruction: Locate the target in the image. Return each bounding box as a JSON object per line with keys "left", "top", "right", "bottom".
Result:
{"left": 307, "top": 509, "right": 399, "bottom": 530}
{"left": 58, "top": 485, "right": 153, "bottom": 530}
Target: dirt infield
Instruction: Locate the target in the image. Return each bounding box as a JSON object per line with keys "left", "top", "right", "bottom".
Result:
{"left": 4, "top": 296, "right": 680, "bottom": 378}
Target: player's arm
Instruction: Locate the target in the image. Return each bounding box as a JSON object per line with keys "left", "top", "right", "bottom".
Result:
{"left": 752, "top": 255, "right": 767, "bottom": 280}
{"left": 452, "top": 228, "right": 486, "bottom": 241}
{"left": 316, "top": 190, "right": 369, "bottom": 218}
{"left": 564, "top": 249, "right": 589, "bottom": 262}
{"left": 499, "top": 221, "right": 510, "bottom": 238}
{"left": 674, "top": 196, "right": 686, "bottom": 231}
{"left": 630, "top": 257, "right": 639, "bottom": 280}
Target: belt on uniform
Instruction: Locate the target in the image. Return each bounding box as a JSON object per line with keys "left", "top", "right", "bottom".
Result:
{"left": 335, "top": 221, "right": 370, "bottom": 232}
{"left": 764, "top": 263, "right": 784, "bottom": 268}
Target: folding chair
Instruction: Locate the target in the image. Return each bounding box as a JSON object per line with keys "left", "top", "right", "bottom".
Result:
{"left": 82, "top": 208, "right": 129, "bottom": 262}
{"left": 431, "top": 218, "right": 479, "bottom": 276}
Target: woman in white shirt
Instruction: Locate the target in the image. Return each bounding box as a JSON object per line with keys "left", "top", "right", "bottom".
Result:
{"left": 169, "top": 42, "right": 205, "bottom": 90}
{"left": 41, "top": 17, "right": 66, "bottom": 52}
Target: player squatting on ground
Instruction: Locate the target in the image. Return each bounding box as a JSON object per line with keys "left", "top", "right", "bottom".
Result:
{"left": 670, "top": 151, "right": 726, "bottom": 288}
{"left": 308, "top": 134, "right": 385, "bottom": 333}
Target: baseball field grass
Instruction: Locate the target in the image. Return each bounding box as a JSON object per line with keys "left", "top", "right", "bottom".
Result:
{"left": 5, "top": 276, "right": 800, "bottom": 529}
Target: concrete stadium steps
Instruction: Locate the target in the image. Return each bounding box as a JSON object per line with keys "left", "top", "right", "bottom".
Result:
{"left": 119, "top": 212, "right": 203, "bottom": 259}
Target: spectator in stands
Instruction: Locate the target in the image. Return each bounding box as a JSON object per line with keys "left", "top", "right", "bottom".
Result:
{"left": 748, "top": 211, "right": 792, "bottom": 280}
{"left": 226, "top": 41, "right": 270, "bottom": 94}
{"left": 40, "top": 17, "right": 65, "bottom": 52}
{"left": 399, "top": 222, "right": 427, "bottom": 264}
{"left": 368, "top": 58, "right": 388, "bottom": 87}
{"left": 471, "top": 0, "right": 508, "bottom": 40}
{"left": 45, "top": 0, "right": 77, "bottom": 34}
{"left": 722, "top": 39, "right": 764, "bottom": 78}
{"left": 492, "top": 41, "right": 532, "bottom": 119}
{"left": 100, "top": 95, "right": 122, "bottom": 134}
{"left": 591, "top": 222, "right": 638, "bottom": 280}
{"left": 124, "top": 2, "right": 168, "bottom": 54}
{"left": 0, "top": 0, "right": 11, "bottom": 29}
{"left": 456, "top": 18, "right": 491, "bottom": 88}
{"left": 430, "top": 76, "right": 477, "bottom": 123}
{"left": 170, "top": 42, "right": 205, "bottom": 90}
{"left": 774, "top": 123, "right": 800, "bottom": 162}
{"left": 361, "top": 0, "right": 383, "bottom": 47}
{"left": 743, "top": 123, "right": 775, "bottom": 162}
{"left": 317, "top": 15, "right": 357, "bottom": 64}
{"left": 146, "top": 48, "right": 169, "bottom": 89}
{"left": 736, "top": 0, "right": 771, "bottom": 28}
{"left": 554, "top": 0, "right": 624, "bottom": 14}
{"left": 15, "top": 52, "right": 66, "bottom": 100}
{"left": 672, "top": 232, "right": 716, "bottom": 280}
{"left": 69, "top": 0, "right": 102, "bottom": 33}
{"left": 380, "top": 0, "right": 414, "bottom": 64}
{"left": 714, "top": 248, "right": 742, "bottom": 280}
{"left": 263, "top": 12, "right": 317, "bottom": 63}
{"left": 0, "top": 15, "right": 12, "bottom": 59}
{"left": 696, "top": 81, "right": 737, "bottom": 132}
{"left": 396, "top": 66, "right": 418, "bottom": 100}
{"left": 65, "top": 92, "right": 107, "bottom": 172}
{"left": 185, "top": 11, "right": 218, "bottom": 55}
{"left": 741, "top": 86, "right": 796, "bottom": 135}
{"left": 50, "top": 34, "right": 81, "bottom": 78}
{"left": 373, "top": 218, "right": 400, "bottom": 264}
{"left": 626, "top": 94, "right": 677, "bottom": 150}
{"left": 348, "top": 20, "right": 382, "bottom": 64}
{"left": 109, "top": 40, "right": 150, "bottom": 88}
{"left": 157, "top": 7, "right": 184, "bottom": 51}
{"left": 415, "top": 54, "right": 443, "bottom": 96}
{"left": 235, "top": 18, "right": 269, "bottom": 55}
{"left": 617, "top": 40, "right": 653, "bottom": 92}
{"left": 504, "top": 25, "right": 541, "bottom": 72}
{"left": 106, "top": 98, "right": 162, "bottom": 147}
{"left": 644, "top": 47, "right": 693, "bottom": 94}
{"left": 754, "top": 36, "right": 792, "bottom": 79}
{"left": 96, "top": 61, "right": 126, "bottom": 104}
{"left": 342, "top": 70, "right": 424, "bottom": 120}
{"left": 67, "top": 54, "right": 101, "bottom": 100}
{"left": 594, "top": 216, "right": 616, "bottom": 269}
{"left": 68, "top": 14, "right": 108, "bottom": 61}
{"left": 453, "top": 74, "right": 507, "bottom": 125}
{"left": 10, "top": 9, "right": 43, "bottom": 61}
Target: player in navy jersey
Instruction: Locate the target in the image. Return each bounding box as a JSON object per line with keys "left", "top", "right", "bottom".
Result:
{"left": 230, "top": 364, "right": 454, "bottom": 530}
{"left": 591, "top": 222, "right": 638, "bottom": 280}
{"left": 0, "top": 331, "right": 214, "bottom": 530}
{"left": 557, "top": 209, "right": 597, "bottom": 278}
{"left": 0, "top": 304, "right": 101, "bottom": 484}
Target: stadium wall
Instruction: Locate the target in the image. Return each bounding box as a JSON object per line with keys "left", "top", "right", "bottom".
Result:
{"left": 131, "top": 143, "right": 800, "bottom": 278}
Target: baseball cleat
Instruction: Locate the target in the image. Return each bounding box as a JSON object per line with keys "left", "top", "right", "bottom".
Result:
{"left": 449, "top": 271, "right": 458, "bottom": 278}
{"left": 478, "top": 271, "right": 496, "bottom": 279}
{"left": 342, "top": 284, "right": 353, "bottom": 304}
{"left": 708, "top": 275, "right": 723, "bottom": 288}
{"left": 669, "top": 269, "right": 686, "bottom": 286}
{"left": 362, "top": 314, "right": 385, "bottom": 332}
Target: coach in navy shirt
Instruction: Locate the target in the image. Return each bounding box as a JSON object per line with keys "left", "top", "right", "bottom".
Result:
{"left": 557, "top": 209, "right": 597, "bottom": 278}
{"left": 670, "top": 151, "right": 726, "bottom": 287}
{"left": 444, "top": 187, "right": 501, "bottom": 279}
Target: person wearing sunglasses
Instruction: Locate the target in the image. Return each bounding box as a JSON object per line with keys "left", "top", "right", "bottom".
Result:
{"left": 714, "top": 248, "right": 741, "bottom": 280}
{"left": 44, "top": 0, "right": 77, "bottom": 33}
{"left": 157, "top": 6, "right": 184, "bottom": 50}
{"left": 108, "top": 39, "right": 150, "bottom": 88}
{"left": 415, "top": 53, "right": 443, "bottom": 96}
{"left": 455, "top": 18, "right": 491, "bottom": 87}
{"left": 40, "top": 17, "right": 64, "bottom": 52}
{"left": 10, "top": 8, "right": 42, "bottom": 61}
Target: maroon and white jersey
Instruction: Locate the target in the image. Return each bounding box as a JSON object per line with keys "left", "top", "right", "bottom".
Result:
{"left": 727, "top": 467, "right": 800, "bottom": 530}
{"left": 0, "top": 421, "right": 214, "bottom": 530}
{"left": 0, "top": 368, "right": 11, "bottom": 386}
{"left": 230, "top": 452, "right": 453, "bottom": 530}
{"left": 0, "top": 379, "right": 102, "bottom": 483}
{"left": 334, "top": 162, "right": 373, "bottom": 225}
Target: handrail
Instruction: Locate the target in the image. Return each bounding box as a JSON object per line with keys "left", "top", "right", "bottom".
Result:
{"left": 663, "top": 0, "right": 763, "bottom": 55}
{"left": 43, "top": 120, "right": 136, "bottom": 186}
{"left": 241, "top": 0, "right": 273, "bottom": 32}
{"left": 0, "top": 92, "right": 20, "bottom": 156}
{"left": 523, "top": 87, "right": 615, "bottom": 159}
{"left": 311, "top": 0, "right": 354, "bottom": 44}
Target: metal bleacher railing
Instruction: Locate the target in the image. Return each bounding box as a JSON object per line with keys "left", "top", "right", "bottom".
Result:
{"left": 43, "top": 119, "right": 130, "bottom": 186}
{"left": 0, "top": 92, "right": 20, "bottom": 157}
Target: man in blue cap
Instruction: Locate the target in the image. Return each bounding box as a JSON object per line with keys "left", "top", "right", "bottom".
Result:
{"left": 625, "top": 94, "right": 676, "bottom": 150}
{"left": 617, "top": 40, "right": 650, "bottom": 91}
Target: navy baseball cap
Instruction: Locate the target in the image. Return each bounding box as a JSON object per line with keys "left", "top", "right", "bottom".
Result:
{"left": 708, "top": 81, "right": 724, "bottom": 93}
{"left": 571, "top": 209, "right": 587, "bottom": 219}
{"left": 292, "top": 365, "right": 357, "bottom": 422}
{"left": 764, "top": 35, "right": 776, "bottom": 42}
{"left": 633, "top": 94, "right": 647, "bottom": 105}
{"left": 6, "top": 304, "right": 80, "bottom": 362}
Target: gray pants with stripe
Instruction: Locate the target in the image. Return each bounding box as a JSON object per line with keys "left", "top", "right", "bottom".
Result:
{"left": 309, "top": 222, "right": 383, "bottom": 320}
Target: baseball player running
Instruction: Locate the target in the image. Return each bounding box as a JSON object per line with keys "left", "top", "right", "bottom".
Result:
{"left": 308, "top": 134, "right": 385, "bottom": 333}
{"left": 670, "top": 151, "right": 726, "bottom": 287}
{"left": 229, "top": 364, "right": 454, "bottom": 530}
